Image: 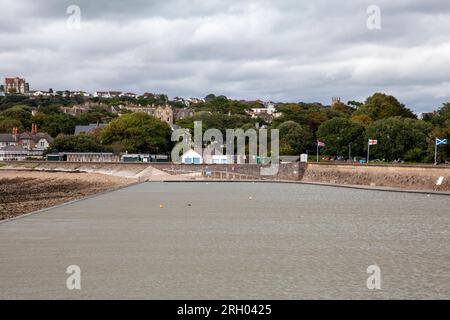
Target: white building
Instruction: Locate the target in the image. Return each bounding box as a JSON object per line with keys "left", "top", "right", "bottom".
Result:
{"left": 210, "top": 155, "right": 228, "bottom": 164}
{"left": 181, "top": 149, "right": 203, "bottom": 164}
{"left": 94, "top": 91, "right": 122, "bottom": 98}
{"left": 30, "top": 90, "right": 54, "bottom": 97}
{"left": 203, "top": 145, "right": 230, "bottom": 164}
{"left": 121, "top": 92, "right": 138, "bottom": 98}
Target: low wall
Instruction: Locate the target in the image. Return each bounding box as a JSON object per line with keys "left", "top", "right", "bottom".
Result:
{"left": 151, "top": 162, "right": 305, "bottom": 181}
{"left": 1, "top": 161, "right": 449, "bottom": 192}
{"left": 303, "top": 163, "right": 450, "bottom": 191}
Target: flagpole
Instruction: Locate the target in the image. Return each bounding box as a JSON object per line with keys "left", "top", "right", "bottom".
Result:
{"left": 367, "top": 140, "right": 370, "bottom": 164}
{"left": 434, "top": 137, "right": 437, "bottom": 164}
{"left": 316, "top": 142, "right": 319, "bottom": 163}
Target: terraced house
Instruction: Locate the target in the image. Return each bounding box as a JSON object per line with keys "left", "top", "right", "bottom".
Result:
{"left": 119, "top": 104, "right": 174, "bottom": 125}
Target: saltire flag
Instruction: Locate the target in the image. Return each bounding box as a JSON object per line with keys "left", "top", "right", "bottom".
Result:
{"left": 368, "top": 139, "right": 378, "bottom": 146}
{"left": 436, "top": 138, "right": 448, "bottom": 145}
{"left": 317, "top": 141, "right": 326, "bottom": 147}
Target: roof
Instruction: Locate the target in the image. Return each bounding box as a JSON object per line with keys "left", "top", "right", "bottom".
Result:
{"left": 74, "top": 123, "right": 106, "bottom": 135}
{"left": 0, "top": 132, "right": 53, "bottom": 143}
{"left": 19, "top": 132, "right": 33, "bottom": 140}
{"left": 182, "top": 149, "right": 202, "bottom": 158}
{"left": 34, "top": 132, "right": 54, "bottom": 143}
{"left": 0, "top": 133, "right": 16, "bottom": 142}
{"left": 0, "top": 145, "right": 28, "bottom": 152}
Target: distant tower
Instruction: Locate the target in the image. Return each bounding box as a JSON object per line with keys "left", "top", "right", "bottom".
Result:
{"left": 5, "top": 77, "right": 29, "bottom": 94}
{"left": 331, "top": 97, "right": 341, "bottom": 107}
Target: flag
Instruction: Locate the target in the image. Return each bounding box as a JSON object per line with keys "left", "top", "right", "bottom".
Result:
{"left": 368, "top": 139, "right": 378, "bottom": 146}
{"left": 317, "top": 141, "right": 325, "bottom": 147}
{"left": 436, "top": 138, "right": 448, "bottom": 146}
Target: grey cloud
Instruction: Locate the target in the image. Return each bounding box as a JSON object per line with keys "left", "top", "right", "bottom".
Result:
{"left": 1, "top": 0, "right": 450, "bottom": 113}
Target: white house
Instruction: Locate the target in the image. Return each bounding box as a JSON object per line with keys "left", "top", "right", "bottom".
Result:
{"left": 181, "top": 149, "right": 203, "bottom": 164}
{"left": 203, "top": 145, "right": 230, "bottom": 164}
{"left": 94, "top": 91, "right": 123, "bottom": 98}
{"left": 121, "top": 92, "right": 138, "bottom": 98}
{"left": 31, "top": 90, "right": 53, "bottom": 97}
{"left": 210, "top": 155, "right": 228, "bottom": 164}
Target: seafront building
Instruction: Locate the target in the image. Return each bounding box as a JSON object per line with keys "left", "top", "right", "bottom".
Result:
{"left": 0, "top": 125, "right": 53, "bottom": 161}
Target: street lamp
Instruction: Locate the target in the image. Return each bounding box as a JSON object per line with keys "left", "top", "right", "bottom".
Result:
{"left": 348, "top": 143, "right": 351, "bottom": 162}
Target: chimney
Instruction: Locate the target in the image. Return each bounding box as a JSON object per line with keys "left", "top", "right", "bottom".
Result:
{"left": 12, "top": 127, "right": 18, "bottom": 141}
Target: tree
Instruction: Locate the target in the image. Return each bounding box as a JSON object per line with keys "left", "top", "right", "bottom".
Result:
{"left": 317, "top": 117, "right": 366, "bottom": 157}
{"left": 330, "top": 101, "right": 354, "bottom": 116}
{"left": 348, "top": 100, "right": 363, "bottom": 108}
{"left": 351, "top": 114, "right": 373, "bottom": 125}
{"left": 32, "top": 112, "right": 79, "bottom": 137}
{"left": 77, "top": 108, "right": 117, "bottom": 125}
{"left": 354, "top": 93, "right": 416, "bottom": 120}
{"left": 0, "top": 105, "right": 32, "bottom": 130}
{"left": 0, "top": 117, "right": 22, "bottom": 133}
{"left": 365, "top": 117, "right": 432, "bottom": 162}
{"left": 196, "top": 96, "right": 250, "bottom": 115}
{"left": 278, "top": 121, "right": 314, "bottom": 155}
{"left": 100, "top": 112, "right": 172, "bottom": 154}
{"left": 424, "top": 103, "right": 450, "bottom": 128}
{"left": 272, "top": 103, "right": 328, "bottom": 134}
{"left": 48, "top": 134, "right": 104, "bottom": 153}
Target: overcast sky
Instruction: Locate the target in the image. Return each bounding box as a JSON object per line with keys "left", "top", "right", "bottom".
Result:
{"left": 1, "top": 0, "right": 450, "bottom": 112}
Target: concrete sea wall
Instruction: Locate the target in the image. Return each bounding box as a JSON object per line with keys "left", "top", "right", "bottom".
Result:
{"left": 1, "top": 161, "right": 449, "bottom": 192}
{"left": 304, "top": 163, "right": 450, "bottom": 191}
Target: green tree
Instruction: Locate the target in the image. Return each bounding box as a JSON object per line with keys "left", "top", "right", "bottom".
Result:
{"left": 272, "top": 103, "right": 328, "bottom": 134}
{"left": 100, "top": 112, "right": 172, "bottom": 154}
{"left": 0, "top": 105, "right": 32, "bottom": 130}
{"left": 195, "top": 96, "right": 251, "bottom": 115}
{"left": 278, "top": 121, "right": 314, "bottom": 155}
{"left": 0, "top": 117, "right": 22, "bottom": 133}
{"left": 354, "top": 93, "right": 416, "bottom": 121}
{"left": 317, "top": 117, "right": 366, "bottom": 157}
{"left": 32, "top": 113, "right": 79, "bottom": 137}
{"left": 424, "top": 103, "right": 450, "bottom": 128}
{"left": 365, "top": 117, "right": 432, "bottom": 162}
{"left": 48, "top": 134, "right": 104, "bottom": 153}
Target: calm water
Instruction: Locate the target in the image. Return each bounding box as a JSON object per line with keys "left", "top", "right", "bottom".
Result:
{"left": 0, "top": 182, "right": 449, "bottom": 299}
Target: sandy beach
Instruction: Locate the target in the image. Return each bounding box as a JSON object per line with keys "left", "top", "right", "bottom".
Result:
{"left": 0, "top": 170, "right": 137, "bottom": 220}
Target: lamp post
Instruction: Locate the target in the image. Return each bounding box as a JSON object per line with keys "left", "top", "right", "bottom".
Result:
{"left": 348, "top": 143, "right": 351, "bottom": 162}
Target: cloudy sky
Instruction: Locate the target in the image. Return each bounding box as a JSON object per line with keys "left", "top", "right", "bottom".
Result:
{"left": 1, "top": 0, "right": 450, "bottom": 112}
